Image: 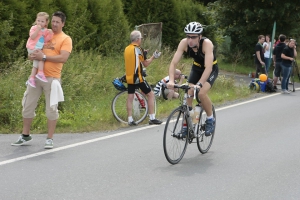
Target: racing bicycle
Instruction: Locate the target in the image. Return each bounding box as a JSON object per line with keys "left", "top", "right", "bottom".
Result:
{"left": 291, "top": 60, "right": 300, "bottom": 92}
{"left": 162, "top": 84, "right": 216, "bottom": 165}
{"left": 111, "top": 70, "right": 156, "bottom": 124}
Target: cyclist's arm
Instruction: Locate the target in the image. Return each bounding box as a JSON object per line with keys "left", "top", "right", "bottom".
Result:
{"left": 198, "top": 39, "right": 214, "bottom": 86}
{"left": 169, "top": 39, "right": 187, "bottom": 85}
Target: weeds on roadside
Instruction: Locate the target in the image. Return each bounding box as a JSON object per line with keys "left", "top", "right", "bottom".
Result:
{"left": 0, "top": 50, "right": 251, "bottom": 134}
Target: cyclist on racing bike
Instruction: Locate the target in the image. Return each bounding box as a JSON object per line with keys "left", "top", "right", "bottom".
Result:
{"left": 167, "top": 22, "right": 218, "bottom": 136}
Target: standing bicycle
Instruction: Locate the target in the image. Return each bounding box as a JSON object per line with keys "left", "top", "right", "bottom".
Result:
{"left": 111, "top": 70, "right": 157, "bottom": 124}
{"left": 162, "top": 84, "right": 216, "bottom": 164}
{"left": 291, "top": 60, "right": 300, "bottom": 92}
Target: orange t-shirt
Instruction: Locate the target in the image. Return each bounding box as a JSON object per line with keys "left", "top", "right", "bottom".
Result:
{"left": 43, "top": 31, "right": 72, "bottom": 78}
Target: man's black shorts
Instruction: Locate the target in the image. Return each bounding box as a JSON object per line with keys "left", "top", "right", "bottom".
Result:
{"left": 188, "top": 65, "right": 219, "bottom": 86}
{"left": 127, "top": 81, "right": 151, "bottom": 94}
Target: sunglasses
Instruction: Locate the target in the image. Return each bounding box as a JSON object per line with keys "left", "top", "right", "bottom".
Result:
{"left": 186, "top": 35, "right": 198, "bottom": 39}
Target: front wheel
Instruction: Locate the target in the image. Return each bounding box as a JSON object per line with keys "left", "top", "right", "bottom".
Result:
{"left": 163, "top": 107, "right": 188, "bottom": 164}
{"left": 111, "top": 90, "right": 148, "bottom": 124}
{"left": 197, "top": 105, "right": 216, "bottom": 154}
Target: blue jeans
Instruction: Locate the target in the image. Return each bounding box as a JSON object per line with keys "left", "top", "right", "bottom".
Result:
{"left": 264, "top": 57, "right": 270, "bottom": 74}
{"left": 281, "top": 63, "right": 292, "bottom": 90}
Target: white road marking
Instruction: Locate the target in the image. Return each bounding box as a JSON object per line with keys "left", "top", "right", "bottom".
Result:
{"left": 1, "top": 88, "right": 299, "bottom": 166}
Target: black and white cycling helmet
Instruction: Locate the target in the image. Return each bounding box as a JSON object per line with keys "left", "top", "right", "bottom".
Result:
{"left": 184, "top": 22, "right": 203, "bottom": 34}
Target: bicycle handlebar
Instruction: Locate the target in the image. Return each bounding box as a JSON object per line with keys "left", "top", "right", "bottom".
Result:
{"left": 161, "top": 84, "right": 201, "bottom": 104}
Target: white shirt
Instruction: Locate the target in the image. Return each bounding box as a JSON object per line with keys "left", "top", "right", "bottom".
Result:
{"left": 263, "top": 42, "right": 271, "bottom": 58}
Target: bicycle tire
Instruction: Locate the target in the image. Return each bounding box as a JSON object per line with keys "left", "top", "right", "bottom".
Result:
{"left": 197, "top": 105, "right": 216, "bottom": 154}
{"left": 111, "top": 90, "right": 148, "bottom": 124}
{"left": 295, "top": 61, "right": 300, "bottom": 81}
{"left": 292, "top": 62, "right": 295, "bottom": 92}
{"left": 163, "top": 107, "right": 188, "bottom": 164}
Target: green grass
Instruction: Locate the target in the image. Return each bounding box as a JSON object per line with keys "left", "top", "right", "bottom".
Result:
{"left": 0, "top": 50, "right": 252, "bottom": 134}
{"left": 217, "top": 59, "right": 256, "bottom": 75}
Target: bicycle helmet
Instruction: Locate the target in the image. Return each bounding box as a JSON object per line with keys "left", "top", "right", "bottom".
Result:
{"left": 184, "top": 22, "right": 203, "bottom": 34}
{"left": 112, "top": 78, "right": 127, "bottom": 91}
{"left": 249, "top": 82, "right": 260, "bottom": 92}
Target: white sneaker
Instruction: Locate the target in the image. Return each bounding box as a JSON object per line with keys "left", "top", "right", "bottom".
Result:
{"left": 281, "top": 90, "right": 290, "bottom": 94}
{"left": 44, "top": 138, "right": 54, "bottom": 149}
{"left": 277, "top": 80, "right": 281, "bottom": 85}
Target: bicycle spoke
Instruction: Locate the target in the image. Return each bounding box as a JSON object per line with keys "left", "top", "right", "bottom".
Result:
{"left": 197, "top": 106, "right": 215, "bottom": 154}
{"left": 163, "top": 107, "right": 188, "bottom": 164}
{"left": 111, "top": 91, "right": 148, "bottom": 124}
{"left": 111, "top": 91, "right": 128, "bottom": 124}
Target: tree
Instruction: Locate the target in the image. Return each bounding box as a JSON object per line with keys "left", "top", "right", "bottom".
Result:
{"left": 125, "top": 0, "right": 214, "bottom": 50}
{"left": 0, "top": 0, "right": 28, "bottom": 67}
{"left": 87, "top": 0, "right": 130, "bottom": 55}
{"left": 196, "top": 0, "right": 216, "bottom": 6}
{"left": 208, "top": 0, "right": 300, "bottom": 62}
{"left": 126, "top": 0, "right": 182, "bottom": 49}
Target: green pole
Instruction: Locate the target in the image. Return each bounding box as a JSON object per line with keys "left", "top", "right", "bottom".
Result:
{"left": 268, "top": 21, "right": 276, "bottom": 71}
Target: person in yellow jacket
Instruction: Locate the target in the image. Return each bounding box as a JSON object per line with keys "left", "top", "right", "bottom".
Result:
{"left": 124, "top": 30, "right": 162, "bottom": 126}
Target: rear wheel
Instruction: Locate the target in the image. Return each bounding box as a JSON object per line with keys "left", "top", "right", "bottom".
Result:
{"left": 197, "top": 105, "right": 216, "bottom": 154}
{"left": 295, "top": 61, "right": 300, "bottom": 81}
{"left": 111, "top": 90, "right": 148, "bottom": 124}
{"left": 291, "top": 62, "right": 295, "bottom": 92}
{"left": 163, "top": 107, "right": 188, "bottom": 164}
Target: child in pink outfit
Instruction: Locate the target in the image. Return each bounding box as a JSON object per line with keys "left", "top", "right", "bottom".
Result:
{"left": 26, "top": 12, "right": 53, "bottom": 88}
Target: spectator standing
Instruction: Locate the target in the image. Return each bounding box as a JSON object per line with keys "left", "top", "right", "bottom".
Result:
{"left": 263, "top": 35, "right": 271, "bottom": 74}
{"left": 255, "top": 35, "right": 266, "bottom": 78}
{"left": 124, "top": 30, "right": 162, "bottom": 126}
{"left": 272, "top": 34, "right": 286, "bottom": 89}
{"left": 280, "top": 39, "right": 297, "bottom": 94}
{"left": 11, "top": 11, "right": 72, "bottom": 149}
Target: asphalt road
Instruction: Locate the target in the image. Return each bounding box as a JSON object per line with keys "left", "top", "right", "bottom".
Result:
{"left": 1, "top": 78, "right": 300, "bottom": 200}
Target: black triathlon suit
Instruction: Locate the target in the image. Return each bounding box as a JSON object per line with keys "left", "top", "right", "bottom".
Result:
{"left": 187, "top": 37, "right": 219, "bottom": 86}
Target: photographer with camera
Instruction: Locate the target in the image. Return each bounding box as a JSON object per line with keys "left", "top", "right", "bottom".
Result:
{"left": 153, "top": 69, "right": 186, "bottom": 100}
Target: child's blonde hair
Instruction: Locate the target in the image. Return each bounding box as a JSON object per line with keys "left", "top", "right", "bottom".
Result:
{"left": 33, "top": 12, "right": 50, "bottom": 28}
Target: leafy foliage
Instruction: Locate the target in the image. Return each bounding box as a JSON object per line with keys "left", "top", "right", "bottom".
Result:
{"left": 208, "top": 0, "right": 300, "bottom": 62}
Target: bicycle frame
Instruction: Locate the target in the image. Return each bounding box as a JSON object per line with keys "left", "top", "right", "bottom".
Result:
{"left": 172, "top": 84, "right": 202, "bottom": 140}
{"left": 291, "top": 60, "right": 300, "bottom": 92}
{"left": 163, "top": 83, "right": 216, "bottom": 164}
{"left": 181, "top": 88, "right": 197, "bottom": 138}
{"left": 134, "top": 92, "right": 146, "bottom": 108}
{"left": 112, "top": 70, "right": 157, "bottom": 124}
